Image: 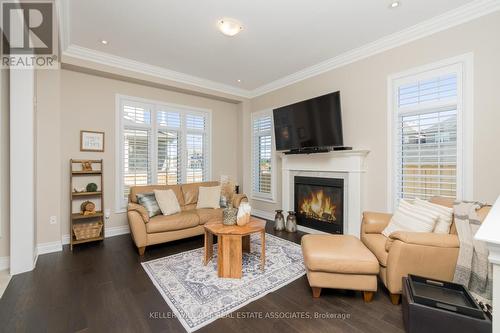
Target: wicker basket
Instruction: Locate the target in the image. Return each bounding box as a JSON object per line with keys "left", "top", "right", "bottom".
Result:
{"left": 73, "top": 222, "right": 103, "bottom": 240}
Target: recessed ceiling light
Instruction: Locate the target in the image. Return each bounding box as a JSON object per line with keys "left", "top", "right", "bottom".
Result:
{"left": 237, "top": 79, "right": 241, "bottom": 83}
{"left": 218, "top": 18, "right": 243, "bottom": 37}
{"left": 101, "top": 40, "right": 108, "bottom": 45}
{"left": 390, "top": 1, "right": 400, "bottom": 8}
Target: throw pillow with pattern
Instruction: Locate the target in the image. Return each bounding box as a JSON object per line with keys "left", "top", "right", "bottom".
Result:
{"left": 136, "top": 192, "right": 161, "bottom": 218}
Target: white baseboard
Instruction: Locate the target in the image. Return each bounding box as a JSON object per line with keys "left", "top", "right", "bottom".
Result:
{"left": 3, "top": 225, "right": 132, "bottom": 272}
{"left": 37, "top": 240, "right": 63, "bottom": 255}
{"left": 251, "top": 209, "right": 275, "bottom": 221}
{"left": 0, "top": 270, "right": 12, "bottom": 298}
{"left": 105, "top": 224, "right": 130, "bottom": 237}
{"left": 33, "top": 250, "right": 38, "bottom": 269}
{"left": 0, "top": 256, "right": 9, "bottom": 271}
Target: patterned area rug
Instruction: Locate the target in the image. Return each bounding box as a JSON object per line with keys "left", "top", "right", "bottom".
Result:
{"left": 142, "top": 233, "right": 305, "bottom": 332}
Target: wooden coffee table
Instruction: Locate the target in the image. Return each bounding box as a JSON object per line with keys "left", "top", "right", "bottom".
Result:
{"left": 204, "top": 217, "right": 266, "bottom": 279}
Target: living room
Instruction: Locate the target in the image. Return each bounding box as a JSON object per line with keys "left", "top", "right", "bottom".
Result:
{"left": 1, "top": 0, "right": 500, "bottom": 332}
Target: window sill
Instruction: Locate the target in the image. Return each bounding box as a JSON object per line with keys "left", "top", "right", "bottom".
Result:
{"left": 251, "top": 196, "right": 277, "bottom": 204}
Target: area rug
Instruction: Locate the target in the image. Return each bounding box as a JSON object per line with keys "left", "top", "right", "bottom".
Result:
{"left": 142, "top": 233, "right": 305, "bottom": 332}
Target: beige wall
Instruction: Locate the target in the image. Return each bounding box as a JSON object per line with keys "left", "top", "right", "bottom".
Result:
{"left": 36, "top": 70, "right": 62, "bottom": 244}
{"left": 0, "top": 69, "right": 9, "bottom": 258}
{"left": 35, "top": 69, "right": 241, "bottom": 244}
{"left": 247, "top": 11, "right": 500, "bottom": 215}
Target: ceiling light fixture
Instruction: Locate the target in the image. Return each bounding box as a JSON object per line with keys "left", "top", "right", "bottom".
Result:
{"left": 390, "top": 1, "right": 400, "bottom": 8}
{"left": 101, "top": 40, "right": 108, "bottom": 45}
{"left": 218, "top": 18, "right": 243, "bottom": 37}
{"left": 237, "top": 79, "right": 241, "bottom": 83}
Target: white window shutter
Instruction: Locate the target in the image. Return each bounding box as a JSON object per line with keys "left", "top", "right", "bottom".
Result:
{"left": 123, "top": 128, "right": 151, "bottom": 202}
{"left": 395, "top": 73, "right": 458, "bottom": 202}
{"left": 157, "top": 130, "right": 181, "bottom": 185}
{"left": 252, "top": 114, "right": 273, "bottom": 198}
{"left": 118, "top": 98, "right": 211, "bottom": 209}
{"left": 185, "top": 113, "right": 208, "bottom": 183}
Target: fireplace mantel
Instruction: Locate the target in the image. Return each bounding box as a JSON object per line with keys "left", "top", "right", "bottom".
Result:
{"left": 281, "top": 150, "right": 369, "bottom": 237}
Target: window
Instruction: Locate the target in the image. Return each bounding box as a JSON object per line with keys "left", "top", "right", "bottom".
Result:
{"left": 117, "top": 96, "right": 211, "bottom": 210}
{"left": 388, "top": 55, "right": 473, "bottom": 210}
{"left": 252, "top": 110, "right": 275, "bottom": 201}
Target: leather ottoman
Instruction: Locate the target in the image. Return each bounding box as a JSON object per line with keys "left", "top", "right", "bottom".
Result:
{"left": 301, "top": 234, "right": 380, "bottom": 302}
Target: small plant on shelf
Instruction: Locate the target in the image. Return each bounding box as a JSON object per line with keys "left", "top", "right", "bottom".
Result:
{"left": 86, "top": 183, "right": 98, "bottom": 192}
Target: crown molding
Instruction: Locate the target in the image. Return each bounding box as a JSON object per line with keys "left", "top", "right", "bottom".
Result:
{"left": 63, "top": 45, "right": 252, "bottom": 99}
{"left": 58, "top": 0, "right": 500, "bottom": 99}
{"left": 249, "top": 0, "right": 500, "bottom": 97}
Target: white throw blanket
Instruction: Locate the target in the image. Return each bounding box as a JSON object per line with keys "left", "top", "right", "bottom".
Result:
{"left": 453, "top": 201, "right": 492, "bottom": 314}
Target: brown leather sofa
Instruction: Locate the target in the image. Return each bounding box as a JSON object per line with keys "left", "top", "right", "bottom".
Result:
{"left": 127, "top": 181, "right": 247, "bottom": 255}
{"left": 361, "top": 197, "right": 491, "bottom": 304}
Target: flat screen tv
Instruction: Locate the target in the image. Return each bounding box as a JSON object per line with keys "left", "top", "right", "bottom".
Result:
{"left": 273, "top": 91, "right": 344, "bottom": 151}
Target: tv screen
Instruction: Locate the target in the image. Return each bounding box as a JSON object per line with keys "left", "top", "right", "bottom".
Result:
{"left": 273, "top": 91, "right": 344, "bottom": 151}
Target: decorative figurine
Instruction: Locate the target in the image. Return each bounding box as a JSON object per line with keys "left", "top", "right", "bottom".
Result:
{"left": 80, "top": 201, "right": 96, "bottom": 216}
{"left": 274, "top": 210, "right": 285, "bottom": 231}
{"left": 81, "top": 161, "right": 93, "bottom": 171}
{"left": 286, "top": 211, "right": 298, "bottom": 232}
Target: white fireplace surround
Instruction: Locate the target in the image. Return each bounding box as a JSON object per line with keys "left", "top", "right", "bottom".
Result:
{"left": 281, "top": 150, "right": 369, "bottom": 237}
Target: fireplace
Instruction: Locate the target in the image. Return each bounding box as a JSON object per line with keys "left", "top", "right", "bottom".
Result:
{"left": 294, "top": 176, "right": 344, "bottom": 234}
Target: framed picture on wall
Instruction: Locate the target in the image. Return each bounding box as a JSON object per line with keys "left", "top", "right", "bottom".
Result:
{"left": 80, "top": 130, "right": 105, "bottom": 152}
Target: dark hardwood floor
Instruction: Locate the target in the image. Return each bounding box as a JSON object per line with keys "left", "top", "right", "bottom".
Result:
{"left": 0, "top": 223, "right": 404, "bottom": 333}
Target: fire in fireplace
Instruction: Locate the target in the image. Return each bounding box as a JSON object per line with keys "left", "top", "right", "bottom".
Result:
{"left": 294, "top": 176, "right": 344, "bottom": 234}
{"left": 299, "top": 189, "right": 337, "bottom": 223}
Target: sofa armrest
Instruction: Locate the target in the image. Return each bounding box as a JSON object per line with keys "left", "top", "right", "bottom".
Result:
{"left": 389, "top": 231, "right": 459, "bottom": 248}
{"left": 232, "top": 194, "right": 248, "bottom": 208}
{"left": 361, "top": 211, "right": 392, "bottom": 234}
{"left": 127, "top": 209, "right": 148, "bottom": 249}
{"left": 384, "top": 234, "right": 459, "bottom": 294}
{"left": 128, "top": 203, "right": 149, "bottom": 223}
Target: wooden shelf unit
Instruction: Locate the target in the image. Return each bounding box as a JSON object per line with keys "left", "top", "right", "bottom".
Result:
{"left": 72, "top": 191, "right": 102, "bottom": 198}
{"left": 72, "top": 171, "right": 103, "bottom": 176}
{"left": 70, "top": 159, "right": 104, "bottom": 250}
{"left": 71, "top": 211, "right": 104, "bottom": 220}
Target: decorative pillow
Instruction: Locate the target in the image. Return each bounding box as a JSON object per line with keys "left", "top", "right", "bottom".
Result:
{"left": 154, "top": 189, "right": 181, "bottom": 216}
{"left": 136, "top": 192, "right": 161, "bottom": 218}
{"left": 382, "top": 199, "right": 440, "bottom": 237}
{"left": 196, "top": 186, "right": 221, "bottom": 209}
{"left": 413, "top": 198, "right": 453, "bottom": 234}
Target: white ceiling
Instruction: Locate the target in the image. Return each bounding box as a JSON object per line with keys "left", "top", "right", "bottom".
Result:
{"left": 66, "top": 0, "right": 477, "bottom": 92}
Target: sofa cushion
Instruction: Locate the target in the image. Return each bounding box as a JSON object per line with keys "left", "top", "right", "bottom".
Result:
{"left": 301, "top": 235, "right": 379, "bottom": 275}
{"left": 146, "top": 212, "right": 200, "bottom": 233}
{"left": 196, "top": 208, "right": 223, "bottom": 224}
{"left": 181, "top": 181, "right": 219, "bottom": 205}
{"left": 361, "top": 233, "right": 388, "bottom": 267}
